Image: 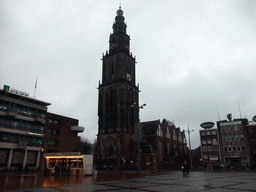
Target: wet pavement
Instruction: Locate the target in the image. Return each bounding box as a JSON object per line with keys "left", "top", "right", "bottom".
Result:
{"left": 1, "top": 171, "right": 256, "bottom": 192}
{"left": 0, "top": 170, "right": 165, "bottom": 191}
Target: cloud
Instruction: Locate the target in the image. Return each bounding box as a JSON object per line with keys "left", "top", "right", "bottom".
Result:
{"left": 1, "top": 0, "right": 256, "bottom": 148}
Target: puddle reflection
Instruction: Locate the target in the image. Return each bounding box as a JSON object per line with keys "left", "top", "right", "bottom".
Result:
{"left": 0, "top": 173, "right": 96, "bottom": 191}
{"left": 0, "top": 171, "right": 158, "bottom": 191}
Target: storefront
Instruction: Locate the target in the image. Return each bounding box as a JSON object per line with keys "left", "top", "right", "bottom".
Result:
{"left": 44, "top": 152, "right": 93, "bottom": 176}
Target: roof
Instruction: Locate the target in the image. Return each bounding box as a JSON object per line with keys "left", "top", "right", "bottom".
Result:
{"left": 162, "top": 118, "right": 174, "bottom": 127}
{"left": 0, "top": 89, "right": 51, "bottom": 106}
{"left": 140, "top": 120, "right": 160, "bottom": 136}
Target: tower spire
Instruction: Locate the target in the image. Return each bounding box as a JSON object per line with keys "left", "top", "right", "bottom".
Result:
{"left": 113, "top": 6, "right": 126, "bottom": 33}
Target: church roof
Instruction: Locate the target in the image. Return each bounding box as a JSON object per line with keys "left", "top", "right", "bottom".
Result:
{"left": 140, "top": 120, "right": 160, "bottom": 136}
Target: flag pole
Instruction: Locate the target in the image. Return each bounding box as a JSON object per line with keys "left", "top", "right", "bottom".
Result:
{"left": 33, "top": 77, "right": 38, "bottom": 99}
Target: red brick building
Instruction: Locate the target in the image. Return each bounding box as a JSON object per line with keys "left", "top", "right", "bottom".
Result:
{"left": 44, "top": 113, "right": 84, "bottom": 154}
{"left": 140, "top": 119, "right": 189, "bottom": 170}
{"left": 247, "top": 123, "right": 256, "bottom": 168}
{"left": 217, "top": 118, "right": 252, "bottom": 168}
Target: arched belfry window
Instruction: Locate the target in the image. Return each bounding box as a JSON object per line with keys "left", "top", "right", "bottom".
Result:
{"left": 106, "top": 137, "right": 115, "bottom": 157}
{"left": 98, "top": 138, "right": 105, "bottom": 159}
{"left": 116, "top": 137, "right": 122, "bottom": 157}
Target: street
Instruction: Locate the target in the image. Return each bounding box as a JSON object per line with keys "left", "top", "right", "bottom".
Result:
{"left": 2, "top": 171, "right": 256, "bottom": 192}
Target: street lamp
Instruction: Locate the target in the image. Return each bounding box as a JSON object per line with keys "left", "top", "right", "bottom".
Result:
{"left": 131, "top": 102, "right": 146, "bottom": 175}
{"left": 185, "top": 125, "right": 194, "bottom": 170}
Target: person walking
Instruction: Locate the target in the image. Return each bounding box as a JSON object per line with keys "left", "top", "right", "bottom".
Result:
{"left": 184, "top": 163, "right": 189, "bottom": 177}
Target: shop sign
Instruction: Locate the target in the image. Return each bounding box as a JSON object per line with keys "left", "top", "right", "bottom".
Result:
{"left": 44, "top": 152, "right": 81, "bottom": 157}
{"left": 200, "top": 122, "right": 214, "bottom": 129}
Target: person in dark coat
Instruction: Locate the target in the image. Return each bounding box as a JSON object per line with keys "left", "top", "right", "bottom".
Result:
{"left": 182, "top": 165, "right": 186, "bottom": 177}
{"left": 184, "top": 163, "right": 189, "bottom": 177}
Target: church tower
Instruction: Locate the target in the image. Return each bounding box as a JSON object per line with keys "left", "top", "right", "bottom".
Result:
{"left": 96, "top": 7, "right": 139, "bottom": 168}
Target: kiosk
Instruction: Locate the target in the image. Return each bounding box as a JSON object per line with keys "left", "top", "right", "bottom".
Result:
{"left": 44, "top": 152, "right": 93, "bottom": 176}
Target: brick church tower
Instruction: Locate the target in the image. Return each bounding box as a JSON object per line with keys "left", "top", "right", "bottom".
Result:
{"left": 96, "top": 6, "right": 139, "bottom": 169}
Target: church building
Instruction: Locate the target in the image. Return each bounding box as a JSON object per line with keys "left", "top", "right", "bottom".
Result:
{"left": 96, "top": 7, "right": 139, "bottom": 170}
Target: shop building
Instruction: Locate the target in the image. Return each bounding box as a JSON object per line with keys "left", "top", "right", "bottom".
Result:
{"left": 217, "top": 118, "right": 252, "bottom": 168}
{"left": 0, "top": 87, "right": 50, "bottom": 170}
{"left": 247, "top": 123, "right": 256, "bottom": 168}
{"left": 200, "top": 128, "right": 220, "bottom": 169}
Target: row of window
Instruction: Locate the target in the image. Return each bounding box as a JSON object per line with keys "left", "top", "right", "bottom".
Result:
{"left": 201, "top": 130, "right": 217, "bottom": 136}
{"left": 221, "top": 125, "right": 242, "bottom": 132}
{"left": 161, "top": 130, "right": 185, "bottom": 143}
{"left": 202, "top": 138, "right": 218, "bottom": 145}
{"left": 0, "top": 118, "right": 45, "bottom": 134}
{"left": 47, "top": 139, "right": 59, "bottom": 146}
{"left": 0, "top": 102, "right": 46, "bottom": 119}
{"left": 203, "top": 153, "right": 218, "bottom": 159}
{"left": 222, "top": 135, "right": 244, "bottom": 142}
{"left": 49, "top": 119, "right": 61, "bottom": 125}
{"left": 202, "top": 146, "right": 219, "bottom": 152}
{"left": 48, "top": 128, "right": 61, "bottom": 136}
{"left": 0, "top": 132, "right": 43, "bottom": 147}
{"left": 223, "top": 145, "right": 245, "bottom": 152}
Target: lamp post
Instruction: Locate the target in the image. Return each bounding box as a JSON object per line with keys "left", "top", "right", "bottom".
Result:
{"left": 131, "top": 102, "right": 146, "bottom": 175}
{"left": 186, "top": 125, "right": 194, "bottom": 170}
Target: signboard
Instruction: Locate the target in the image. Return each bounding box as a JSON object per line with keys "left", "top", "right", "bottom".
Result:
{"left": 3, "top": 85, "right": 29, "bottom": 96}
{"left": 253, "top": 115, "right": 256, "bottom": 122}
{"left": 220, "top": 121, "right": 242, "bottom": 126}
{"left": 200, "top": 122, "right": 214, "bottom": 129}
{"left": 3, "top": 85, "right": 10, "bottom": 92}
{"left": 44, "top": 152, "right": 81, "bottom": 157}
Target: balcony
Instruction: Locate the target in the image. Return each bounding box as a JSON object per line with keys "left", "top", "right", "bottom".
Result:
{"left": 6, "top": 111, "right": 18, "bottom": 117}
{"left": 71, "top": 126, "right": 84, "bottom": 132}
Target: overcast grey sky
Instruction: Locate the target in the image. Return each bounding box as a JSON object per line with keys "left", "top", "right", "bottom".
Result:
{"left": 1, "top": 0, "right": 256, "bottom": 149}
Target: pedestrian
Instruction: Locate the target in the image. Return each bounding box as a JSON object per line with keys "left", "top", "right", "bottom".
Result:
{"left": 181, "top": 165, "right": 186, "bottom": 177}
{"left": 184, "top": 163, "right": 189, "bottom": 177}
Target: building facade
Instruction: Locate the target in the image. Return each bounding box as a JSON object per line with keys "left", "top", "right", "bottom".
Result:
{"left": 0, "top": 88, "right": 50, "bottom": 170}
{"left": 247, "top": 123, "right": 256, "bottom": 168}
{"left": 199, "top": 128, "right": 220, "bottom": 169}
{"left": 141, "top": 119, "right": 188, "bottom": 170}
{"left": 44, "top": 112, "right": 84, "bottom": 154}
{"left": 217, "top": 118, "right": 252, "bottom": 168}
{"left": 96, "top": 7, "right": 139, "bottom": 169}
